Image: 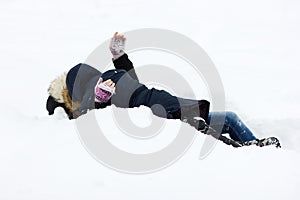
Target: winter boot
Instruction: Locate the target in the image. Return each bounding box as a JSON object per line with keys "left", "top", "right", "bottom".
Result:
{"left": 243, "top": 137, "right": 281, "bottom": 148}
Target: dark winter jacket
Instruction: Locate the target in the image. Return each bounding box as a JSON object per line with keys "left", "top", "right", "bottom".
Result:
{"left": 65, "top": 54, "right": 146, "bottom": 118}
{"left": 47, "top": 53, "right": 210, "bottom": 122}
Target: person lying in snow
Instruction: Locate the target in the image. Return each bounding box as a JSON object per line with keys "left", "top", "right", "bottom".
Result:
{"left": 46, "top": 32, "right": 281, "bottom": 148}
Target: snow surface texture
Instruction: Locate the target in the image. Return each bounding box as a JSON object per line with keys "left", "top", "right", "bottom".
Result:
{"left": 0, "top": 0, "right": 300, "bottom": 199}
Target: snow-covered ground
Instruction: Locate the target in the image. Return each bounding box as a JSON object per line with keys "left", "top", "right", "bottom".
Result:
{"left": 0, "top": 0, "right": 300, "bottom": 199}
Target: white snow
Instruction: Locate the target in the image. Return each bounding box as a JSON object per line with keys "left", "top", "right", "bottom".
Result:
{"left": 1, "top": 0, "right": 300, "bottom": 199}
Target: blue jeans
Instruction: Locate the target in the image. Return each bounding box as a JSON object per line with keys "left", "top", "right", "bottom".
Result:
{"left": 207, "top": 111, "right": 257, "bottom": 142}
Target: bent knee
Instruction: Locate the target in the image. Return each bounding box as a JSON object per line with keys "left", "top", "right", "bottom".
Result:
{"left": 225, "top": 111, "right": 239, "bottom": 120}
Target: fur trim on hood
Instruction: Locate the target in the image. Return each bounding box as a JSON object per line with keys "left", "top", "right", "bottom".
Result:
{"left": 48, "top": 72, "right": 67, "bottom": 103}
{"left": 47, "top": 72, "right": 80, "bottom": 116}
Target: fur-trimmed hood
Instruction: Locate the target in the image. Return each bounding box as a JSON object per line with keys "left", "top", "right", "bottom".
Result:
{"left": 46, "top": 63, "right": 102, "bottom": 119}
{"left": 46, "top": 72, "right": 79, "bottom": 119}
{"left": 48, "top": 72, "right": 67, "bottom": 103}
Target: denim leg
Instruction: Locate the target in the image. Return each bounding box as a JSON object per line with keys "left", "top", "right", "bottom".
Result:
{"left": 207, "top": 111, "right": 257, "bottom": 142}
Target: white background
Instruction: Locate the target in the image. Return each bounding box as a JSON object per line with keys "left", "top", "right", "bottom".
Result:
{"left": 0, "top": 0, "right": 299, "bottom": 199}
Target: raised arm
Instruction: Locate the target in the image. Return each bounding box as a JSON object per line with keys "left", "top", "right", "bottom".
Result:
{"left": 109, "top": 32, "right": 139, "bottom": 81}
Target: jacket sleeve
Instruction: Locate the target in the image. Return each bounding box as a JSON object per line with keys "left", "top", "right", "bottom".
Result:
{"left": 113, "top": 53, "right": 139, "bottom": 81}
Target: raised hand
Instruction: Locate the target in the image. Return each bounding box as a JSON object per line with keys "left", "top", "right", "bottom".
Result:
{"left": 109, "top": 32, "right": 126, "bottom": 60}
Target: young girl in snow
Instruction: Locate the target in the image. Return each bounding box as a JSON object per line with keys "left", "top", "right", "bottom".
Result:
{"left": 46, "top": 32, "right": 280, "bottom": 148}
